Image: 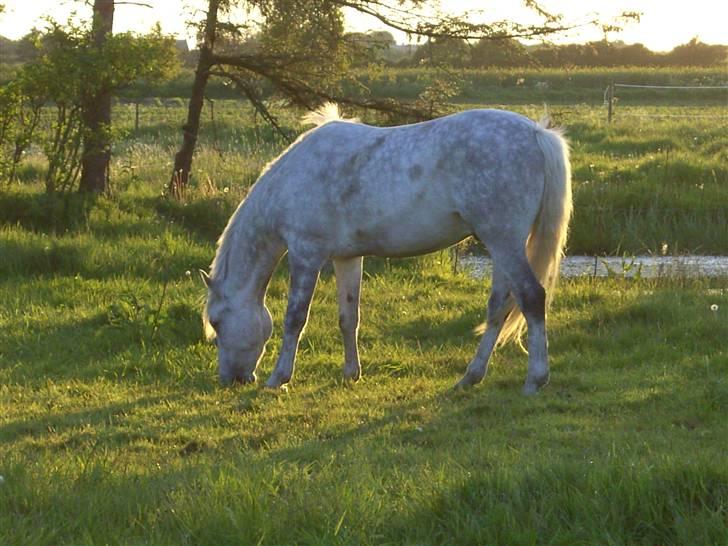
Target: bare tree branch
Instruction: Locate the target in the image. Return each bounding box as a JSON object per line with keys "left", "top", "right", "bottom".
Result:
{"left": 210, "top": 68, "right": 293, "bottom": 142}
{"left": 333, "top": 0, "right": 575, "bottom": 41}
{"left": 113, "top": 1, "right": 153, "bottom": 7}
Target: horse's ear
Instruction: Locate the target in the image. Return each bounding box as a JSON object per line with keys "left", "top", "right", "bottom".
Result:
{"left": 199, "top": 269, "right": 213, "bottom": 288}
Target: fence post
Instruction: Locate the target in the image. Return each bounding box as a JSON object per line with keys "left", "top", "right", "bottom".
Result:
{"left": 206, "top": 97, "right": 222, "bottom": 156}
{"left": 607, "top": 82, "right": 615, "bottom": 123}
{"left": 134, "top": 101, "right": 140, "bottom": 131}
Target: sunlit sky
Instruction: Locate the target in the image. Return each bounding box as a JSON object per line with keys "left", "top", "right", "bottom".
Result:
{"left": 0, "top": 0, "right": 726, "bottom": 52}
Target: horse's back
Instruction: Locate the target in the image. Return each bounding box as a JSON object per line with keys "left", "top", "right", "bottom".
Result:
{"left": 257, "top": 109, "right": 547, "bottom": 258}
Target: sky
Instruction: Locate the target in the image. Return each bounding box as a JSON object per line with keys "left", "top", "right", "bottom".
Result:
{"left": 0, "top": 0, "right": 726, "bottom": 52}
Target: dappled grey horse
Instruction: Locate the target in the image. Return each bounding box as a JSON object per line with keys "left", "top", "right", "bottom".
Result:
{"left": 202, "top": 104, "right": 572, "bottom": 394}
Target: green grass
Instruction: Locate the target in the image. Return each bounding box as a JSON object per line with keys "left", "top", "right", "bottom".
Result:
{"left": 348, "top": 66, "right": 728, "bottom": 105}
{"left": 16, "top": 99, "right": 727, "bottom": 255}
{"left": 1, "top": 71, "right": 728, "bottom": 543}
{"left": 1, "top": 241, "right": 727, "bottom": 544}
{"left": 1, "top": 192, "right": 728, "bottom": 544}
{"left": 107, "top": 66, "right": 728, "bottom": 103}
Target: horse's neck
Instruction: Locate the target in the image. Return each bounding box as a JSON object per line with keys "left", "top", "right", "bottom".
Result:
{"left": 222, "top": 203, "right": 284, "bottom": 304}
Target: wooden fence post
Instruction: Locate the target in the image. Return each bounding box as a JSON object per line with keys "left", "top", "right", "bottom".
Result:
{"left": 207, "top": 97, "right": 215, "bottom": 123}
{"left": 607, "top": 82, "right": 615, "bottom": 123}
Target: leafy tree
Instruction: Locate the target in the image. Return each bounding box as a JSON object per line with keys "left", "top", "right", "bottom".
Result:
{"left": 78, "top": 0, "right": 115, "bottom": 193}
{"left": 469, "top": 38, "right": 529, "bottom": 68}
{"left": 613, "top": 42, "right": 654, "bottom": 66}
{"left": 76, "top": 0, "right": 178, "bottom": 193}
{"left": 666, "top": 38, "right": 727, "bottom": 66}
{"left": 0, "top": 12, "right": 177, "bottom": 193}
{"left": 169, "top": 0, "right": 637, "bottom": 196}
{"left": 346, "top": 30, "right": 396, "bottom": 67}
{"left": 412, "top": 37, "right": 470, "bottom": 68}
{"left": 0, "top": 79, "right": 43, "bottom": 185}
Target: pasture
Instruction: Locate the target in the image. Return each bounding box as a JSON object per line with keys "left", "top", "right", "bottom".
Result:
{"left": 1, "top": 70, "right": 727, "bottom": 544}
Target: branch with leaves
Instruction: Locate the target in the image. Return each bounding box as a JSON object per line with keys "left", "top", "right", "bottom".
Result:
{"left": 168, "top": 0, "right": 639, "bottom": 197}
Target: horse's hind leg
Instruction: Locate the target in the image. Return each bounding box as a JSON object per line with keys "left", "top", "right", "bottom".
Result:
{"left": 455, "top": 267, "right": 510, "bottom": 389}
{"left": 333, "top": 256, "right": 363, "bottom": 382}
{"left": 490, "top": 246, "right": 549, "bottom": 395}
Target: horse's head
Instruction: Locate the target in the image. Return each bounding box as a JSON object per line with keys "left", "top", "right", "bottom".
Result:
{"left": 202, "top": 271, "right": 273, "bottom": 385}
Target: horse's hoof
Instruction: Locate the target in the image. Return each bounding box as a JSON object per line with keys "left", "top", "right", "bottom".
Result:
{"left": 264, "top": 373, "right": 291, "bottom": 390}
{"left": 454, "top": 376, "right": 476, "bottom": 390}
{"left": 263, "top": 382, "right": 289, "bottom": 393}
{"left": 220, "top": 371, "right": 256, "bottom": 386}
{"left": 522, "top": 377, "right": 548, "bottom": 396}
{"left": 522, "top": 383, "right": 539, "bottom": 396}
{"left": 454, "top": 369, "right": 485, "bottom": 390}
{"left": 343, "top": 364, "right": 361, "bottom": 383}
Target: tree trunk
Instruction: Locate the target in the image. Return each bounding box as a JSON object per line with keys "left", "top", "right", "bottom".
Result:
{"left": 78, "top": 0, "right": 114, "bottom": 194}
{"left": 169, "top": 0, "right": 219, "bottom": 199}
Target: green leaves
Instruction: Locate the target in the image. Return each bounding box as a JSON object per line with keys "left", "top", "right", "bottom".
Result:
{"left": 1, "top": 17, "right": 179, "bottom": 193}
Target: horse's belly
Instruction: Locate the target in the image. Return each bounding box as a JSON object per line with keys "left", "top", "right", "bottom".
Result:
{"left": 336, "top": 208, "right": 471, "bottom": 258}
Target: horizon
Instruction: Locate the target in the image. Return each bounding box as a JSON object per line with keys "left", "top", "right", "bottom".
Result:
{"left": 0, "top": 0, "right": 726, "bottom": 53}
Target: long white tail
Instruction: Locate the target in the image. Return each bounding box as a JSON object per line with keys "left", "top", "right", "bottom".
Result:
{"left": 494, "top": 119, "right": 573, "bottom": 347}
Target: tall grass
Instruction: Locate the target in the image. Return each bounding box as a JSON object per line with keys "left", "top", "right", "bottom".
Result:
{"left": 5, "top": 100, "right": 728, "bottom": 257}
{"left": 346, "top": 66, "right": 728, "bottom": 104}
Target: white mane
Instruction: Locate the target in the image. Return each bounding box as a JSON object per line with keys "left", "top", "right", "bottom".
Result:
{"left": 204, "top": 103, "right": 356, "bottom": 337}
{"left": 301, "top": 102, "right": 359, "bottom": 127}
{"left": 210, "top": 103, "right": 358, "bottom": 287}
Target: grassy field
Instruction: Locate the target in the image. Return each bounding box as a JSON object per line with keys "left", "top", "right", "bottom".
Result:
{"left": 11, "top": 99, "right": 728, "bottom": 255}
{"left": 100, "top": 65, "right": 728, "bottom": 103}
{"left": 1, "top": 69, "right": 728, "bottom": 544}
{"left": 1, "top": 236, "right": 727, "bottom": 544}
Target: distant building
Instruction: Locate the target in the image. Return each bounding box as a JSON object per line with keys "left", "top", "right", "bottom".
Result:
{"left": 175, "top": 39, "right": 190, "bottom": 54}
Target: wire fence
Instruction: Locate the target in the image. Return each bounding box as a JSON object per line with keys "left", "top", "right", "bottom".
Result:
{"left": 605, "top": 82, "right": 728, "bottom": 121}
{"left": 27, "top": 86, "right": 728, "bottom": 137}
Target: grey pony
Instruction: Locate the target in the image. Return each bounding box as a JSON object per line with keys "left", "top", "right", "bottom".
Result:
{"left": 202, "top": 104, "right": 572, "bottom": 394}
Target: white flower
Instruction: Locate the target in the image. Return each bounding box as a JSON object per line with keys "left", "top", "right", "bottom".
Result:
{"left": 710, "top": 304, "right": 718, "bottom": 312}
{"left": 185, "top": 270, "right": 192, "bottom": 277}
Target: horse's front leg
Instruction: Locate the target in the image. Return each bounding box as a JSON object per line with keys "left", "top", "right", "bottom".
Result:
{"left": 333, "top": 256, "right": 363, "bottom": 382}
{"left": 265, "top": 255, "right": 322, "bottom": 389}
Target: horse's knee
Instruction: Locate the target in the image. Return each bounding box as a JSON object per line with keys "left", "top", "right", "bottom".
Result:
{"left": 486, "top": 289, "right": 510, "bottom": 324}
{"left": 338, "top": 311, "right": 359, "bottom": 333}
{"left": 285, "top": 304, "right": 309, "bottom": 333}
{"left": 520, "top": 282, "right": 545, "bottom": 319}
{"left": 487, "top": 288, "right": 508, "bottom": 311}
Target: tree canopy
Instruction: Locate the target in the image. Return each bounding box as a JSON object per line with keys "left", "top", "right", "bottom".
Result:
{"left": 0, "top": 10, "right": 178, "bottom": 191}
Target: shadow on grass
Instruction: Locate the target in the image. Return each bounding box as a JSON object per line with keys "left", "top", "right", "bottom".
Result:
{"left": 0, "top": 393, "right": 179, "bottom": 447}
{"left": 386, "top": 459, "right": 728, "bottom": 545}
{"left": 1, "top": 309, "right": 204, "bottom": 385}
